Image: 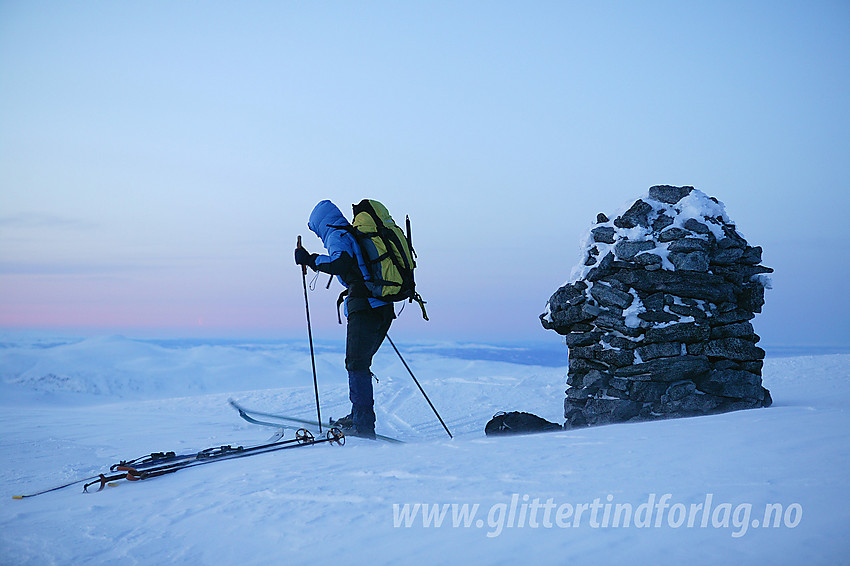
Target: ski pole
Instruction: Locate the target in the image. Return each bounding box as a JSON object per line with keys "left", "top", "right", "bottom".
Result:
{"left": 386, "top": 335, "right": 452, "bottom": 439}
{"left": 298, "top": 235, "right": 322, "bottom": 433}
{"left": 13, "top": 474, "right": 102, "bottom": 499}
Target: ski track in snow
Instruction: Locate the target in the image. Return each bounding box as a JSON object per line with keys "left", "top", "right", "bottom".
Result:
{"left": 0, "top": 335, "right": 849, "bottom": 565}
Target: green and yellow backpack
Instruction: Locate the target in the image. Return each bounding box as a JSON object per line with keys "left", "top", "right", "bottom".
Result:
{"left": 347, "top": 199, "right": 428, "bottom": 320}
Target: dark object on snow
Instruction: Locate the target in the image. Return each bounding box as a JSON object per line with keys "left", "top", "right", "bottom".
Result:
{"left": 485, "top": 412, "right": 562, "bottom": 436}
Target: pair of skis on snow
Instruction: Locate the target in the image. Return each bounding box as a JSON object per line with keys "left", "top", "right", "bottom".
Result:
{"left": 13, "top": 419, "right": 345, "bottom": 499}
{"left": 229, "top": 399, "right": 404, "bottom": 444}
{"left": 80, "top": 425, "right": 345, "bottom": 493}
{"left": 12, "top": 400, "right": 405, "bottom": 499}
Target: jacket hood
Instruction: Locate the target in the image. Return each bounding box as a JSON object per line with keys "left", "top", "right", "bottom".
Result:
{"left": 308, "top": 200, "right": 349, "bottom": 244}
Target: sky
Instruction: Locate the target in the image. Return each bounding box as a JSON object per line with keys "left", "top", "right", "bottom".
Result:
{"left": 1, "top": 1, "right": 849, "bottom": 346}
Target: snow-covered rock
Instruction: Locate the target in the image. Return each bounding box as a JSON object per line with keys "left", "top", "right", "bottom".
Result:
{"left": 541, "top": 186, "right": 773, "bottom": 428}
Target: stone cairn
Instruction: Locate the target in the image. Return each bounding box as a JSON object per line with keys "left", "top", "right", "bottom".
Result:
{"left": 541, "top": 186, "right": 773, "bottom": 428}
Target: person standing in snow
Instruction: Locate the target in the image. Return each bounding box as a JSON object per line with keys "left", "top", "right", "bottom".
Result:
{"left": 294, "top": 200, "right": 393, "bottom": 439}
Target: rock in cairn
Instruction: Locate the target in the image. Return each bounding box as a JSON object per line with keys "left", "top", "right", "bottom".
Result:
{"left": 541, "top": 185, "right": 773, "bottom": 428}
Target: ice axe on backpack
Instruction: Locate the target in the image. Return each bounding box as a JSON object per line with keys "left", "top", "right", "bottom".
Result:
{"left": 298, "top": 235, "right": 323, "bottom": 433}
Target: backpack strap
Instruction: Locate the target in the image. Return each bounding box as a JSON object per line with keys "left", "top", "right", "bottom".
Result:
{"left": 336, "top": 289, "right": 347, "bottom": 325}
{"left": 329, "top": 222, "right": 408, "bottom": 292}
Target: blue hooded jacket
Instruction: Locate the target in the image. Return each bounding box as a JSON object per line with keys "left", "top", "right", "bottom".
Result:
{"left": 307, "top": 200, "right": 388, "bottom": 314}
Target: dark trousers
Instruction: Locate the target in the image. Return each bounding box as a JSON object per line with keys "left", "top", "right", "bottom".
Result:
{"left": 345, "top": 304, "right": 394, "bottom": 430}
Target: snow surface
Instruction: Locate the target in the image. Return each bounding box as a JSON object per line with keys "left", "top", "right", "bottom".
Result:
{"left": 1, "top": 335, "right": 849, "bottom": 565}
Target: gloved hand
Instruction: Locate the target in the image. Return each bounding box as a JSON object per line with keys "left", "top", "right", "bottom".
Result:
{"left": 295, "top": 247, "right": 317, "bottom": 269}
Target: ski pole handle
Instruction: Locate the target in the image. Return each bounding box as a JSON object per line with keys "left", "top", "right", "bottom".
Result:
{"left": 297, "top": 235, "right": 307, "bottom": 276}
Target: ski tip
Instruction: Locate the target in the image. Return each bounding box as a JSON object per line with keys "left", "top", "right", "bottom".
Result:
{"left": 12, "top": 495, "right": 24, "bottom": 500}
